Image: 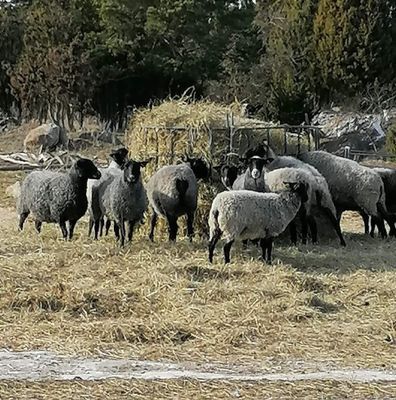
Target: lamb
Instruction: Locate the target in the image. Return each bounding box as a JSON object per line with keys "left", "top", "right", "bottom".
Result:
{"left": 146, "top": 155, "right": 210, "bottom": 242}
{"left": 361, "top": 167, "right": 396, "bottom": 236}
{"left": 17, "top": 158, "right": 101, "bottom": 239}
{"left": 87, "top": 147, "right": 129, "bottom": 239}
{"left": 298, "top": 151, "right": 391, "bottom": 238}
{"left": 99, "top": 159, "right": 149, "bottom": 247}
{"left": 208, "top": 181, "right": 308, "bottom": 264}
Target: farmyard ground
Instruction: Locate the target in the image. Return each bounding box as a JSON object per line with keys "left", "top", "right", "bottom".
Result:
{"left": 1, "top": 168, "right": 396, "bottom": 398}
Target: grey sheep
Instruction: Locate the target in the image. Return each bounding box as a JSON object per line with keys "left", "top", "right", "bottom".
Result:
{"left": 87, "top": 148, "right": 129, "bottom": 239}
{"left": 298, "top": 151, "right": 391, "bottom": 238}
{"left": 17, "top": 158, "right": 101, "bottom": 239}
{"left": 265, "top": 155, "right": 345, "bottom": 246}
{"left": 361, "top": 167, "right": 396, "bottom": 236}
{"left": 208, "top": 181, "right": 308, "bottom": 264}
{"left": 146, "top": 156, "right": 210, "bottom": 242}
{"left": 99, "top": 159, "right": 149, "bottom": 247}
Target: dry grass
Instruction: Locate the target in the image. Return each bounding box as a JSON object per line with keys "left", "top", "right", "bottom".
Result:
{"left": 1, "top": 380, "right": 396, "bottom": 399}
{"left": 1, "top": 170, "right": 396, "bottom": 370}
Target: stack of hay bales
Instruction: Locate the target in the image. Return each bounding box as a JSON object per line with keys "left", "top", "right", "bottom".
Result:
{"left": 127, "top": 97, "right": 284, "bottom": 239}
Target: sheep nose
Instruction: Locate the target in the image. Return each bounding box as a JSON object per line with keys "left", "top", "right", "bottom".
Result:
{"left": 251, "top": 169, "right": 261, "bottom": 179}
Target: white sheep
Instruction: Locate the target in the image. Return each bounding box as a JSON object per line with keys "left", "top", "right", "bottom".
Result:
{"left": 208, "top": 181, "right": 308, "bottom": 264}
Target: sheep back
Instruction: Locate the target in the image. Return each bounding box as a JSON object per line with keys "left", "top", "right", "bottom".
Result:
{"left": 299, "top": 151, "right": 384, "bottom": 215}
{"left": 146, "top": 163, "right": 198, "bottom": 217}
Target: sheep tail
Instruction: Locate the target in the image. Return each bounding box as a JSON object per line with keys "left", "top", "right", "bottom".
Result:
{"left": 209, "top": 208, "right": 221, "bottom": 240}
{"left": 176, "top": 179, "right": 189, "bottom": 203}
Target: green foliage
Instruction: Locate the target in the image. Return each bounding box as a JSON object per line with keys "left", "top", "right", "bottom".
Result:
{"left": 0, "top": 0, "right": 395, "bottom": 124}
{"left": 313, "top": 0, "right": 396, "bottom": 100}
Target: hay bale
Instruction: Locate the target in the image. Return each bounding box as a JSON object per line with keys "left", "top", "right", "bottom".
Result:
{"left": 127, "top": 97, "right": 309, "bottom": 238}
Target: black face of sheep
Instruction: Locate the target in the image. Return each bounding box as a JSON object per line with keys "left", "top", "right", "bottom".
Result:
{"left": 183, "top": 155, "right": 210, "bottom": 181}
{"left": 284, "top": 181, "right": 309, "bottom": 203}
{"left": 123, "top": 160, "right": 150, "bottom": 184}
{"left": 110, "top": 148, "right": 129, "bottom": 167}
{"left": 217, "top": 165, "right": 238, "bottom": 189}
{"left": 75, "top": 159, "right": 101, "bottom": 180}
{"left": 245, "top": 156, "right": 269, "bottom": 180}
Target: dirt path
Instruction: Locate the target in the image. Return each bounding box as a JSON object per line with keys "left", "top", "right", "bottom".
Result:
{"left": 1, "top": 351, "right": 396, "bottom": 382}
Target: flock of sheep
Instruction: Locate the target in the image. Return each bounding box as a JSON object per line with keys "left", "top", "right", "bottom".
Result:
{"left": 15, "top": 143, "right": 396, "bottom": 265}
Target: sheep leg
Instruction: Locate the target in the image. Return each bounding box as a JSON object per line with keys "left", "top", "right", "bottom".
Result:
{"left": 307, "top": 216, "right": 318, "bottom": 244}
{"left": 59, "top": 220, "right": 68, "bottom": 240}
{"left": 94, "top": 220, "right": 101, "bottom": 240}
{"left": 266, "top": 238, "right": 273, "bottom": 264}
{"left": 105, "top": 219, "right": 111, "bottom": 236}
{"left": 299, "top": 208, "right": 308, "bottom": 245}
{"left": 369, "top": 217, "right": 377, "bottom": 237}
{"left": 88, "top": 217, "right": 94, "bottom": 237}
{"left": 34, "top": 220, "right": 42, "bottom": 233}
{"left": 289, "top": 220, "right": 297, "bottom": 246}
{"left": 186, "top": 212, "right": 194, "bottom": 242}
{"left": 149, "top": 211, "right": 158, "bottom": 242}
{"left": 223, "top": 240, "right": 234, "bottom": 264}
{"left": 18, "top": 212, "right": 29, "bottom": 231}
{"left": 166, "top": 214, "right": 178, "bottom": 242}
{"left": 259, "top": 238, "right": 267, "bottom": 262}
{"left": 208, "top": 229, "right": 222, "bottom": 263}
{"left": 260, "top": 237, "right": 273, "bottom": 264}
{"left": 68, "top": 220, "right": 77, "bottom": 240}
{"left": 113, "top": 222, "right": 120, "bottom": 241}
{"left": 377, "top": 202, "right": 395, "bottom": 238}
{"left": 372, "top": 216, "right": 387, "bottom": 239}
{"left": 359, "top": 212, "right": 370, "bottom": 235}
{"left": 127, "top": 220, "right": 135, "bottom": 242}
{"left": 99, "top": 218, "right": 104, "bottom": 237}
{"left": 119, "top": 220, "right": 126, "bottom": 247}
{"left": 387, "top": 216, "right": 396, "bottom": 237}
{"left": 322, "top": 207, "right": 346, "bottom": 246}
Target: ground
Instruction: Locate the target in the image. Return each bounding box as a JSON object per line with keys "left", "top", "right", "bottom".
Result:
{"left": 0, "top": 135, "right": 396, "bottom": 398}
